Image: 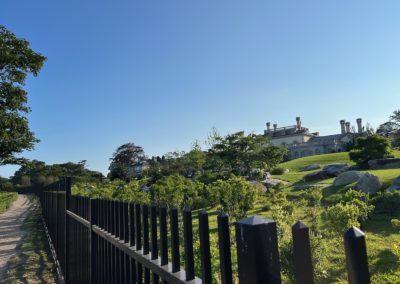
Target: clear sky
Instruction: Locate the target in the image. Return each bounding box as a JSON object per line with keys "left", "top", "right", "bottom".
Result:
{"left": 1, "top": 0, "right": 400, "bottom": 177}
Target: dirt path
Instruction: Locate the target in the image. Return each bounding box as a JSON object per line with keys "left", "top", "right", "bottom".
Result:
{"left": 0, "top": 195, "right": 32, "bottom": 279}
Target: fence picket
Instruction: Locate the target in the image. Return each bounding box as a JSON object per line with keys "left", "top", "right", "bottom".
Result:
{"left": 39, "top": 179, "right": 379, "bottom": 284}
{"left": 292, "top": 221, "right": 314, "bottom": 284}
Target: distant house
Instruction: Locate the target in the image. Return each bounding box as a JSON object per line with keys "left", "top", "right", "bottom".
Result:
{"left": 264, "top": 117, "right": 366, "bottom": 160}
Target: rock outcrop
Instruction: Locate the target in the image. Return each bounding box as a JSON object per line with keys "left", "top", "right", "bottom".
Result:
{"left": 322, "top": 163, "right": 351, "bottom": 177}
{"left": 303, "top": 170, "right": 331, "bottom": 182}
{"left": 333, "top": 171, "right": 365, "bottom": 187}
{"left": 388, "top": 177, "right": 400, "bottom": 192}
{"left": 301, "top": 164, "right": 321, "bottom": 172}
{"left": 354, "top": 173, "right": 382, "bottom": 194}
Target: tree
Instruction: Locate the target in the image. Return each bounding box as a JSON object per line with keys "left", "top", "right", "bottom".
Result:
{"left": 11, "top": 159, "right": 104, "bottom": 186}
{"left": 109, "top": 143, "right": 146, "bottom": 181}
{"left": 206, "top": 131, "right": 287, "bottom": 179}
{"left": 377, "top": 110, "right": 400, "bottom": 148}
{"left": 349, "top": 134, "right": 392, "bottom": 168}
{"left": 0, "top": 26, "right": 46, "bottom": 166}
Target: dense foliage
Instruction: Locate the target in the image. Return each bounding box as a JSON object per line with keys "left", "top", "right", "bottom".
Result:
{"left": 208, "top": 175, "right": 256, "bottom": 220}
{"left": 0, "top": 191, "right": 17, "bottom": 213}
{"left": 349, "top": 134, "right": 392, "bottom": 167}
{"left": 109, "top": 143, "right": 146, "bottom": 181}
{"left": 12, "top": 160, "right": 103, "bottom": 187}
{"left": 0, "top": 25, "right": 46, "bottom": 166}
{"left": 151, "top": 174, "right": 206, "bottom": 209}
{"left": 377, "top": 109, "right": 400, "bottom": 148}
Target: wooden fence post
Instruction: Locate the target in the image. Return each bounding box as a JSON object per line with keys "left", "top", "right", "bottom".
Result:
{"left": 236, "top": 216, "right": 281, "bottom": 284}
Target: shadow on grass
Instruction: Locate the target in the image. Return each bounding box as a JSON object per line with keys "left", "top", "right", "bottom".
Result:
{"left": 1, "top": 197, "right": 57, "bottom": 284}
{"left": 363, "top": 214, "right": 399, "bottom": 237}
{"left": 370, "top": 249, "right": 399, "bottom": 276}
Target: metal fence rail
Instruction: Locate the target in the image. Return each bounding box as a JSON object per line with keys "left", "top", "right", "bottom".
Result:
{"left": 40, "top": 177, "right": 371, "bottom": 284}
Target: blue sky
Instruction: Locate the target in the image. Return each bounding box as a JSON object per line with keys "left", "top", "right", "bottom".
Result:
{"left": 1, "top": 0, "right": 400, "bottom": 177}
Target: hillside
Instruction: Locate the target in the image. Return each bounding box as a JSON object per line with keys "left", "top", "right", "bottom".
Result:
{"left": 274, "top": 151, "right": 400, "bottom": 190}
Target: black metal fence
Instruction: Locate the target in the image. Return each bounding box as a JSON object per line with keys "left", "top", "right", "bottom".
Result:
{"left": 40, "top": 177, "right": 371, "bottom": 284}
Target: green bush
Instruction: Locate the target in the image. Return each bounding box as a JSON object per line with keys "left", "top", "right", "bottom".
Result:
{"left": 271, "top": 167, "right": 287, "bottom": 175}
{"left": 371, "top": 191, "right": 400, "bottom": 216}
{"left": 73, "top": 180, "right": 150, "bottom": 204}
{"left": 302, "top": 187, "right": 323, "bottom": 207}
{"left": 349, "top": 134, "right": 392, "bottom": 167}
{"left": 0, "top": 192, "right": 18, "bottom": 213}
{"left": 151, "top": 174, "right": 205, "bottom": 209}
{"left": 208, "top": 175, "right": 256, "bottom": 220}
{"left": 325, "top": 203, "right": 361, "bottom": 234}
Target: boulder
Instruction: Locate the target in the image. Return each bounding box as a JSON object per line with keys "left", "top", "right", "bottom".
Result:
{"left": 301, "top": 164, "right": 321, "bottom": 172}
{"left": 368, "top": 158, "right": 400, "bottom": 170}
{"left": 322, "top": 163, "right": 351, "bottom": 177}
{"left": 354, "top": 173, "right": 382, "bottom": 194}
{"left": 262, "top": 178, "right": 284, "bottom": 188}
{"left": 333, "top": 171, "right": 365, "bottom": 187}
{"left": 388, "top": 177, "right": 400, "bottom": 192}
{"left": 303, "top": 170, "right": 331, "bottom": 182}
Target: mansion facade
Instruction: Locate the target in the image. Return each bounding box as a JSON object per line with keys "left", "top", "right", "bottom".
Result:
{"left": 264, "top": 117, "right": 365, "bottom": 160}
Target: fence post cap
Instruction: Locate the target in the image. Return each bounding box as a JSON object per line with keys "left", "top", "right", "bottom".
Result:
{"left": 292, "top": 220, "right": 308, "bottom": 230}
{"left": 345, "top": 227, "right": 365, "bottom": 239}
{"left": 199, "top": 209, "right": 208, "bottom": 216}
{"left": 218, "top": 212, "right": 229, "bottom": 218}
{"left": 236, "top": 215, "right": 274, "bottom": 226}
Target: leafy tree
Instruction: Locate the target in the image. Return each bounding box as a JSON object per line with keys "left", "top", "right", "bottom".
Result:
{"left": 109, "top": 143, "right": 146, "bottom": 181}
{"left": 207, "top": 131, "right": 287, "bottom": 179}
{"left": 208, "top": 175, "right": 256, "bottom": 220}
{"left": 377, "top": 110, "right": 400, "bottom": 147}
{"left": 151, "top": 174, "right": 205, "bottom": 209}
{"left": 12, "top": 160, "right": 103, "bottom": 186}
{"left": 0, "top": 25, "right": 46, "bottom": 166}
{"left": 349, "top": 134, "right": 391, "bottom": 167}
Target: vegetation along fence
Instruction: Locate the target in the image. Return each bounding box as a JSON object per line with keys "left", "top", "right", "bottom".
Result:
{"left": 41, "top": 177, "right": 371, "bottom": 284}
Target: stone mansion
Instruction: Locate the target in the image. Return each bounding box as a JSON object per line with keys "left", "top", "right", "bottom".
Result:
{"left": 264, "top": 117, "right": 365, "bottom": 160}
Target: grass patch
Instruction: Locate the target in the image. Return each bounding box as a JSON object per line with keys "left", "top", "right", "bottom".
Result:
{"left": 279, "top": 152, "right": 353, "bottom": 172}
{"left": 1, "top": 196, "right": 57, "bottom": 284}
{"left": 0, "top": 192, "right": 17, "bottom": 214}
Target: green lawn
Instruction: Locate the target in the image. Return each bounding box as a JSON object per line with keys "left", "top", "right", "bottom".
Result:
{"left": 0, "top": 192, "right": 17, "bottom": 213}
{"left": 279, "top": 152, "right": 353, "bottom": 172}
{"left": 273, "top": 152, "right": 400, "bottom": 191}
{"left": 2, "top": 196, "right": 57, "bottom": 284}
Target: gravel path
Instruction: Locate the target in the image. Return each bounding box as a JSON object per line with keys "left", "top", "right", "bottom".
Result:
{"left": 0, "top": 195, "right": 32, "bottom": 279}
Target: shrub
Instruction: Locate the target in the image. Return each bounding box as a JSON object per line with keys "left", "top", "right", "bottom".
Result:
{"left": 271, "top": 167, "right": 287, "bottom": 175}
{"left": 151, "top": 174, "right": 205, "bottom": 209}
{"left": 73, "top": 180, "right": 151, "bottom": 204}
{"left": 325, "top": 203, "right": 361, "bottom": 234}
{"left": 208, "top": 175, "right": 256, "bottom": 220}
{"left": 302, "top": 187, "right": 323, "bottom": 207}
{"left": 371, "top": 191, "right": 400, "bottom": 216}
{"left": 349, "top": 134, "right": 391, "bottom": 168}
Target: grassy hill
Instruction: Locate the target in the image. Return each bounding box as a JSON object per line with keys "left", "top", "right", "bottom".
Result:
{"left": 273, "top": 151, "right": 400, "bottom": 190}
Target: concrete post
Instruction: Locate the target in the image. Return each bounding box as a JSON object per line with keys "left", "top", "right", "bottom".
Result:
{"left": 273, "top": 124, "right": 277, "bottom": 132}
